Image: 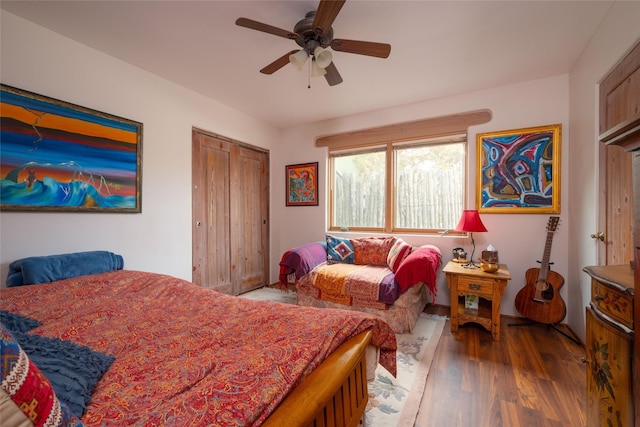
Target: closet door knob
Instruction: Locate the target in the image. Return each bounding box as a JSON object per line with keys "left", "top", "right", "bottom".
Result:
{"left": 590, "top": 232, "right": 604, "bottom": 241}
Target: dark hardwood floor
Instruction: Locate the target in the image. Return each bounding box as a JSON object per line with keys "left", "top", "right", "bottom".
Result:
{"left": 416, "top": 306, "right": 587, "bottom": 427}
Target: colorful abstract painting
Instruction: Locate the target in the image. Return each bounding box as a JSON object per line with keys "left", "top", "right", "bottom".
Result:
{"left": 286, "top": 162, "right": 318, "bottom": 206}
{"left": 477, "top": 124, "right": 561, "bottom": 213}
{"left": 0, "top": 84, "right": 142, "bottom": 212}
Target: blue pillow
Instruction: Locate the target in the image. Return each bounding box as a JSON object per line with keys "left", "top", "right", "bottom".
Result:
{"left": 0, "top": 310, "right": 41, "bottom": 333}
{"left": 7, "top": 250, "right": 124, "bottom": 287}
{"left": 12, "top": 331, "right": 115, "bottom": 418}
{"left": 326, "top": 235, "right": 355, "bottom": 264}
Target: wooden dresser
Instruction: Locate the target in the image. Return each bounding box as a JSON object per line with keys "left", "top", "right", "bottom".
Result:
{"left": 584, "top": 265, "right": 635, "bottom": 427}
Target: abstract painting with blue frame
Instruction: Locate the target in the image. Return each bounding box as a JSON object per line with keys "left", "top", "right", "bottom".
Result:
{"left": 0, "top": 84, "right": 142, "bottom": 212}
{"left": 476, "top": 124, "right": 561, "bottom": 214}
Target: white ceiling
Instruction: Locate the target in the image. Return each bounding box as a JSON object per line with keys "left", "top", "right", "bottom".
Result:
{"left": 1, "top": 0, "right": 614, "bottom": 129}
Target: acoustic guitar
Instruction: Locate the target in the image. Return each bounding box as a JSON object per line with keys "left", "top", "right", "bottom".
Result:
{"left": 514, "top": 216, "right": 567, "bottom": 325}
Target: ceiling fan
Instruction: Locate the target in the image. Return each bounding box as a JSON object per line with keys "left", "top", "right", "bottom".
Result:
{"left": 235, "top": 0, "right": 391, "bottom": 86}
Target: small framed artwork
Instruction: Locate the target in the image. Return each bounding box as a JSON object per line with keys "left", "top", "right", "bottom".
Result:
{"left": 477, "top": 124, "right": 561, "bottom": 213}
{"left": 286, "top": 162, "right": 318, "bottom": 206}
{"left": 0, "top": 84, "right": 143, "bottom": 212}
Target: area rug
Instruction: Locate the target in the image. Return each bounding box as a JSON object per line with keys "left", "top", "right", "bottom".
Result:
{"left": 240, "top": 288, "right": 446, "bottom": 427}
{"left": 366, "top": 313, "right": 446, "bottom": 427}
{"left": 238, "top": 287, "right": 297, "bottom": 304}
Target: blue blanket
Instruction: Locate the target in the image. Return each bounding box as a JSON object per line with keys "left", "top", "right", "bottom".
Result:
{"left": 6, "top": 251, "right": 124, "bottom": 287}
{"left": 12, "top": 329, "right": 115, "bottom": 417}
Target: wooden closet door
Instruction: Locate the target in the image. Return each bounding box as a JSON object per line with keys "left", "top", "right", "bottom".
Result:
{"left": 192, "top": 132, "right": 233, "bottom": 293}
{"left": 599, "top": 40, "right": 640, "bottom": 266}
{"left": 192, "top": 129, "right": 269, "bottom": 295}
{"left": 605, "top": 144, "right": 633, "bottom": 265}
{"left": 231, "top": 146, "right": 269, "bottom": 294}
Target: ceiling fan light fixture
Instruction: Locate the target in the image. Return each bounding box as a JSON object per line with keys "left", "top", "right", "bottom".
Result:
{"left": 313, "top": 46, "right": 332, "bottom": 69}
{"left": 311, "top": 59, "right": 327, "bottom": 77}
{"left": 289, "top": 49, "right": 308, "bottom": 71}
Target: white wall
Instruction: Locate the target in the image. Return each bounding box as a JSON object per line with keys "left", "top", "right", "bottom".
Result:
{"left": 272, "top": 74, "right": 572, "bottom": 322}
{"left": 0, "top": 12, "right": 280, "bottom": 282}
{"left": 567, "top": 2, "right": 640, "bottom": 340}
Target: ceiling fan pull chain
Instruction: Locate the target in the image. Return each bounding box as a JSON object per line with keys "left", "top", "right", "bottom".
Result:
{"left": 308, "top": 56, "right": 312, "bottom": 89}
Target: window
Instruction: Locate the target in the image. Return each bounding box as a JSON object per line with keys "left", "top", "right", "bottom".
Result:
{"left": 329, "top": 135, "right": 466, "bottom": 234}
{"left": 332, "top": 148, "right": 386, "bottom": 228}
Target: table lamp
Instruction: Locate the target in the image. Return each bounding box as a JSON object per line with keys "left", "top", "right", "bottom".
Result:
{"left": 455, "top": 209, "right": 487, "bottom": 268}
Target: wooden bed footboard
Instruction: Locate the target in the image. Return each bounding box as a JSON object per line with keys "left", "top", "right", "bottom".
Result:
{"left": 263, "top": 331, "right": 372, "bottom": 427}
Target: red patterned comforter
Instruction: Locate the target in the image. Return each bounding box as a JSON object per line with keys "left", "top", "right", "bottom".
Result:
{"left": 0, "top": 270, "right": 396, "bottom": 426}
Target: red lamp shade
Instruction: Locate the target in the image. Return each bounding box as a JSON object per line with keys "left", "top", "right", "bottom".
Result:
{"left": 455, "top": 209, "right": 487, "bottom": 233}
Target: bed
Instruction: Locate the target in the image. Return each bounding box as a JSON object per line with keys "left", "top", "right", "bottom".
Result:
{"left": 1, "top": 264, "right": 397, "bottom": 426}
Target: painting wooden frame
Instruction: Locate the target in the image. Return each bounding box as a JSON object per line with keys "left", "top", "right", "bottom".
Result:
{"left": 0, "top": 84, "right": 142, "bottom": 212}
{"left": 476, "top": 124, "right": 561, "bottom": 214}
{"left": 286, "top": 162, "right": 318, "bottom": 206}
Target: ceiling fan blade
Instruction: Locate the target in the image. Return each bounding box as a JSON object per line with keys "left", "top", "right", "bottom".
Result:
{"left": 312, "top": 0, "right": 346, "bottom": 36}
{"left": 330, "top": 39, "right": 391, "bottom": 58}
{"left": 260, "top": 50, "right": 299, "bottom": 75}
{"left": 236, "top": 17, "right": 300, "bottom": 41}
{"left": 324, "top": 62, "right": 343, "bottom": 86}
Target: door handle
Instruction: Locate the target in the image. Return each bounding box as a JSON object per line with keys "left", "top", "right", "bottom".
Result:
{"left": 590, "top": 231, "right": 604, "bottom": 241}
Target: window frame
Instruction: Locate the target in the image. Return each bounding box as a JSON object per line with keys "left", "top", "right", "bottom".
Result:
{"left": 316, "top": 110, "right": 493, "bottom": 236}
{"left": 328, "top": 135, "right": 468, "bottom": 235}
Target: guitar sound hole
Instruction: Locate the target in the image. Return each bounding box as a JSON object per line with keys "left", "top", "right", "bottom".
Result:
{"left": 541, "top": 285, "right": 554, "bottom": 300}
{"left": 533, "top": 283, "right": 554, "bottom": 304}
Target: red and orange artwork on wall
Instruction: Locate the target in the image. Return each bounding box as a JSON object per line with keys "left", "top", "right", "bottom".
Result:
{"left": 286, "top": 162, "right": 318, "bottom": 206}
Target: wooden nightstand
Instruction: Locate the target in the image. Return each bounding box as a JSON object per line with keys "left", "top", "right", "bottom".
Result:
{"left": 443, "top": 260, "right": 511, "bottom": 341}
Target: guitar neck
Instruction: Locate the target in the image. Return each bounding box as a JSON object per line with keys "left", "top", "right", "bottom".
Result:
{"left": 539, "top": 230, "right": 555, "bottom": 280}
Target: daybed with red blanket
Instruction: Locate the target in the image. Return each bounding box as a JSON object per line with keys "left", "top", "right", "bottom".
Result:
{"left": 279, "top": 236, "right": 442, "bottom": 333}
{"left": 1, "top": 252, "right": 397, "bottom": 427}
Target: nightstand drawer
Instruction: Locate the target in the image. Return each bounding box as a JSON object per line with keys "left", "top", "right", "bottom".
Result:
{"left": 457, "top": 276, "right": 495, "bottom": 297}
{"left": 593, "top": 281, "right": 633, "bottom": 329}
